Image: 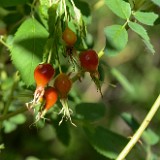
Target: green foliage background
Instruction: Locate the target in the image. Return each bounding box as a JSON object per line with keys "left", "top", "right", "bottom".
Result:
{"left": 0, "top": 0, "right": 160, "bottom": 160}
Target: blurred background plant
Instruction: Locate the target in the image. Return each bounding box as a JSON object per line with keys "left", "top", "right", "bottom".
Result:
{"left": 0, "top": 0, "right": 160, "bottom": 160}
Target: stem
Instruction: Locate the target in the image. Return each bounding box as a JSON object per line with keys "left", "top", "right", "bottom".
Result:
{"left": 47, "top": 49, "right": 52, "bottom": 63}
{"left": 63, "top": 0, "right": 68, "bottom": 23}
{"left": 98, "top": 48, "right": 105, "bottom": 58}
{"left": 0, "top": 74, "right": 19, "bottom": 128}
{"left": 116, "top": 94, "right": 160, "bottom": 160}
{"left": 70, "top": 0, "right": 75, "bottom": 7}
{"left": 55, "top": 43, "right": 62, "bottom": 73}
{"left": 71, "top": 70, "right": 84, "bottom": 83}
{"left": 0, "top": 37, "right": 10, "bottom": 49}
{"left": 146, "top": 146, "right": 152, "bottom": 160}
{"left": 0, "top": 106, "right": 27, "bottom": 121}
{"left": 93, "top": 0, "right": 104, "bottom": 10}
{"left": 30, "top": 0, "right": 36, "bottom": 17}
{"left": 49, "top": 0, "right": 52, "bottom": 6}
{"left": 70, "top": 0, "right": 81, "bottom": 23}
{"left": 60, "top": 0, "right": 63, "bottom": 16}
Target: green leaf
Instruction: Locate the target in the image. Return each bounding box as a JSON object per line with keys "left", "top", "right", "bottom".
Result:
{"left": 3, "top": 120, "right": 17, "bottom": 133}
{"left": 105, "top": 0, "right": 131, "bottom": 19}
{"left": 104, "top": 48, "right": 120, "bottom": 56}
{"left": 39, "top": 0, "right": 50, "bottom": 6}
{"left": 0, "top": 0, "right": 29, "bottom": 7}
{"left": 151, "top": 0, "right": 160, "bottom": 6}
{"left": 9, "top": 114, "right": 26, "bottom": 125}
{"left": 85, "top": 126, "right": 128, "bottom": 159}
{"left": 121, "top": 113, "right": 159, "bottom": 145}
{"left": 25, "top": 156, "right": 40, "bottom": 160}
{"left": 75, "top": 103, "right": 106, "bottom": 121}
{"left": 128, "top": 21, "right": 155, "bottom": 54}
{"left": 38, "top": 5, "right": 49, "bottom": 20}
{"left": 104, "top": 25, "right": 128, "bottom": 55}
{"left": 74, "top": 0, "right": 91, "bottom": 17}
{"left": 134, "top": 11, "right": 158, "bottom": 26}
{"left": 0, "top": 144, "right": 5, "bottom": 150}
{"left": 11, "top": 18, "right": 49, "bottom": 86}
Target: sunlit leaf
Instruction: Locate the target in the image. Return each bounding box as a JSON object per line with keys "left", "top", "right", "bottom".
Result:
{"left": 134, "top": 11, "right": 158, "bottom": 26}
{"left": 104, "top": 25, "right": 128, "bottom": 56}
{"left": 39, "top": 0, "right": 50, "bottom": 6}
{"left": 9, "top": 114, "right": 26, "bottom": 125}
{"left": 105, "top": 0, "right": 131, "bottom": 19}
{"left": 0, "top": 144, "right": 5, "bottom": 150}
{"left": 25, "top": 156, "right": 40, "bottom": 160}
{"left": 11, "top": 18, "right": 49, "bottom": 86}
{"left": 3, "top": 121, "right": 17, "bottom": 133}
{"left": 128, "top": 22, "right": 155, "bottom": 54}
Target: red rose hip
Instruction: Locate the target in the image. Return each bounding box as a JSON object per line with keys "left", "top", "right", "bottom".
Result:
{"left": 54, "top": 73, "right": 72, "bottom": 98}
{"left": 54, "top": 73, "right": 75, "bottom": 126}
{"left": 29, "top": 63, "right": 55, "bottom": 107}
{"left": 43, "top": 87, "right": 58, "bottom": 111}
{"left": 34, "top": 63, "right": 55, "bottom": 88}
{"left": 34, "top": 87, "right": 58, "bottom": 122}
{"left": 79, "top": 49, "right": 99, "bottom": 72}
{"left": 62, "top": 27, "right": 77, "bottom": 47}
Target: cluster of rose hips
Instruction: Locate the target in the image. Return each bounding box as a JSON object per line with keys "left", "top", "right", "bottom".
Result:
{"left": 26, "top": 26, "right": 101, "bottom": 126}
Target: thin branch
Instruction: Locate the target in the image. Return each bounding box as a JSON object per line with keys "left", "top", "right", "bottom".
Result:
{"left": 116, "top": 94, "right": 160, "bottom": 160}
{"left": 0, "top": 107, "right": 27, "bottom": 121}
